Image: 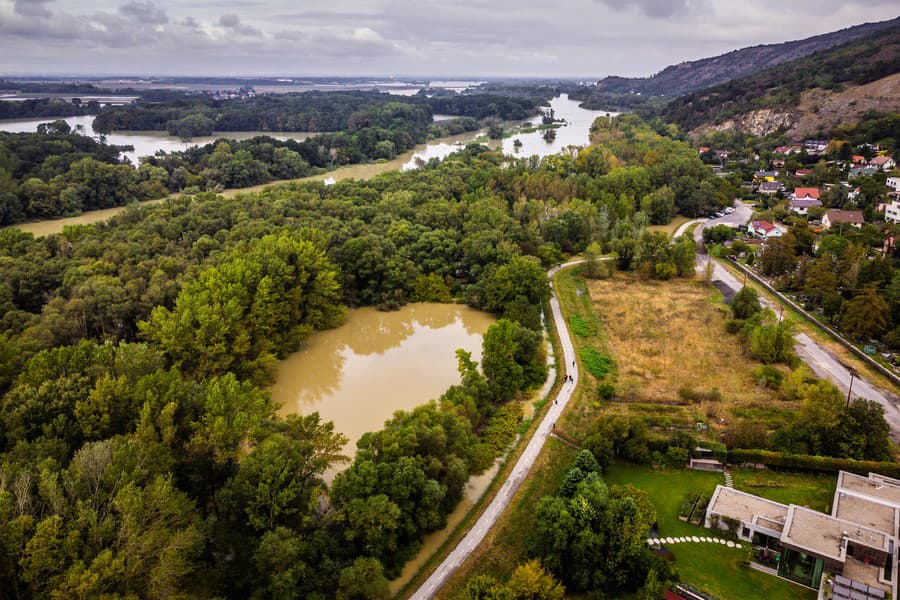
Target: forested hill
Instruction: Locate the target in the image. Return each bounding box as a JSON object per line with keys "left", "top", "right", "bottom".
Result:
{"left": 596, "top": 16, "right": 900, "bottom": 97}
{"left": 662, "top": 21, "right": 900, "bottom": 135}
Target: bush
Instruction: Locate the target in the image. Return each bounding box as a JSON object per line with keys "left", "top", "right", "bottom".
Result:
{"left": 569, "top": 314, "right": 591, "bottom": 338}
{"left": 725, "top": 319, "right": 744, "bottom": 334}
{"left": 753, "top": 365, "right": 783, "bottom": 388}
{"left": 665, "top": 446, "right": 689, "bottom": 467}
{"left": 677, "top": 386, "right": 722, "bottom": 403}
{"left": 726, "top": 449, "right": 900, "bottom": 478}
{"left": 580, "top": 348, "right": 614, "bottom": 379}
{"left": 597, "top": 382, "right": 616, "bottom": 400}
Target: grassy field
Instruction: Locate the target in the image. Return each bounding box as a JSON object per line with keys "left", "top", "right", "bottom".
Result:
{"left": 605, "top": 462, "right": 821, "bottom": 600}
{"left": 585, "top": 273, "right": 796, "bottom": 430}
{"left": 648, "top": 215, "right": 691, "bottom": 235}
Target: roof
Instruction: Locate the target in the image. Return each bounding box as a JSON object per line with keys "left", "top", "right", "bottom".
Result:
{"left": 754, "top": 170, "right": 778, "bottom": 177}
{"left": 707, "top": 485, "right": 789, "bottom": 533}
{"left": 775, "top": 146, "right": 790, "bottom": 153}
{"left": 838, "top": 472, "right": 900, "bottom": 507}
{"left": 790, "top": 198, "right": 823, "bottom": 208}
{"left": 759, "top": 181, "right": 785, "bottom": 192}
{"left": 751, "top": 220, "right": 776, "bottom": 232}
{"left": 795, "top": 169, "right": 813, "bottom": 176}
{"left": 781, "top": 506, "right": 889, "bottom": 561}
{"left": 793, "top": 187, "right": 820, "bottom": 199}
{"left": 870, "top": 156, "right": 894, "bottom": 166}
{"left": 825, "top": 209, "right": 865, "bottom": 224}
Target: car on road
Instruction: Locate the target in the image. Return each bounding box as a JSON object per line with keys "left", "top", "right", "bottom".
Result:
{"left": 724, "top": 207, "right": 735, "bottom": 214}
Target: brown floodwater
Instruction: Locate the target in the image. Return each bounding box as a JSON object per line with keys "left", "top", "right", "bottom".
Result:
{"left": 271, "top": 303, "right": 495, "bottom": 476}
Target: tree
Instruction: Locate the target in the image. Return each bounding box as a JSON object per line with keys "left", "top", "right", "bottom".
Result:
{"left": 337, "top": 557, "right": 390, "bottom": 600}
{"left": 481, "top": 319, "right": 547, "bottom": 403}
{"left": 640, "top": 187, "right": 676, "bottom": 225}
{"left": 731, "top": 286, "right": 761, "bottom": 320}
{"left": 758, "top": 233, "right": 798, "bottom": 276}
{"left": 506, "top": 560, "right": 565, "bottom": 600}
{"left": 482, "top": 256, "right": 551, "bottom": 330}
{"left": 841, "top": 285, "right": 890, "bottom": 341}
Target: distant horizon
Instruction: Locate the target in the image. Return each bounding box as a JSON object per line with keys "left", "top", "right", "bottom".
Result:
{"left": 1, "top": 1, "right": 897, "bottom": 80}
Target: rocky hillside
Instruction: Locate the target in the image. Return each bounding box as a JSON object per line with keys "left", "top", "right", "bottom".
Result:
{"left": 663, "top": 22, "right": 900, "bottom": 137}
{"left": 597, "top": 17, "right": 899, "bottom": 97}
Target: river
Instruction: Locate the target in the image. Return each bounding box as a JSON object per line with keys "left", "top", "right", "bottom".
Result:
{"left": 4, "top": 94, "right": 614, "bottom": 237}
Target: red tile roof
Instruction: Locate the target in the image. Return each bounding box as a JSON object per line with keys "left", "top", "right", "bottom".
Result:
{"left": 793, "top": 187, "right": 820, "bottom": 199}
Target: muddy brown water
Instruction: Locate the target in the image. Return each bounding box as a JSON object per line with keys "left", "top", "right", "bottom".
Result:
{"left": 271, "top": 304, "right": 495, "bottom": 476}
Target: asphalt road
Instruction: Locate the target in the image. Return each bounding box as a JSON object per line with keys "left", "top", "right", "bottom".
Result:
{"left": 409, "top": 261, "right": 581, "bottom": 600}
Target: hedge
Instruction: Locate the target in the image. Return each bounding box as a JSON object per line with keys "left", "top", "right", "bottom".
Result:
{"left": 728, "top": 448, "right": 900, "bottom": 479}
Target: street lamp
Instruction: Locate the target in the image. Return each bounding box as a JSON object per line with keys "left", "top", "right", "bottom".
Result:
{"left": 846, "top": 368, "right": 857, "bottom": 408}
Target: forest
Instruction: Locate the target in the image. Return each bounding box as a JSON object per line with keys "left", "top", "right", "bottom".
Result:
{"left": 0, "top": 114, "right": 719, "bottom": 598}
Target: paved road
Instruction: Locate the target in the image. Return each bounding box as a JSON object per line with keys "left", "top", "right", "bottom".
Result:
{"left": 409, "top": 261, "right": 581, "bottom": 600}
{"left": 693, "top": 203, "right": 900, "bottom": 440}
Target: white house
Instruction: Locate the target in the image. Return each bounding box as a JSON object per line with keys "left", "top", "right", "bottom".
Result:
{"left": 886, "top": 199, "right": 900, "bottom": 224}
{"left": 749, "top": 220, "right": 785, "bottom": 240}
{"left": 870, "top": 155, "right": 896, "bottom": 172}
{"left": 822, "top": 209, "right": 865, "bottom": 230}
{"left": 887, "top": 177, "right": 900, "bottom": 193}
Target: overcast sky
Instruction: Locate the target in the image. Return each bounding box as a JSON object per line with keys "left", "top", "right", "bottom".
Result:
{"left": 1, "top": 0, "right": 897, "bottom": 79}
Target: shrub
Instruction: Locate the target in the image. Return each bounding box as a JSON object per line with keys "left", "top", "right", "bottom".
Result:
{"left": 569, "top": 314, "right": 591, "bottom": 338}
{"left": 725, "top": 319, "right": 744, "bottom": 334}
{"left": 597, "top": 382, "right": 616, "bottom": 400}
{"left": 753, "top": 365, "right": 783, "bottom": 388}
{"left": 726, "top": 449, "right": 900, "bottom": 479}
{"left": 665, "top": 445, "right": 689, "bottom": 467}
{"left": 580, "top": 348, "right": 614, "bottom": 379}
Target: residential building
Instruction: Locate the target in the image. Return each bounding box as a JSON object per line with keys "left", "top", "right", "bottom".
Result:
{"left": 792, "top": 187, "right": 820, "bottom": 201}
{"left": 850, "top": 165, "right": 879, "bottom": 179}
{"left": 759, "top": 181, "right": 786, "bottom": 195}
{"left": 886, "top": 177, "right": 900, "bottom": 193}
{"left": 795, "top": 168, "right": 813, "bottom": 177}
{"left": 804, "top": 139, "right": 828, "bottom": 153}
{"left": 869, "top": 156, "right": 896, "bottom": 172}
{"left": 705, "top": 471, "right": 900, "bottom": 596}
{"left": 823, "top": 209, "right": 865, "bottom": 230}
{"left": 885, "top": 199, "right": 900, "bottom": 224}
{"left": 851, "top": 155, "right": 867, "bottom": 165}
{"left": 790, "top": 198, "right": 823, "bottom": 215}
{"left": 753, "top": 170, "right": 779, "bottom": 182}
{"left": 749, "top": 220, "right": 784, "bottom": 240}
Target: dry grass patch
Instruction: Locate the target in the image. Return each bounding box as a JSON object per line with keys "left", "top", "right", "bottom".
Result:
{"left": 587, "top": 274, "right": 783, "bottom": 412}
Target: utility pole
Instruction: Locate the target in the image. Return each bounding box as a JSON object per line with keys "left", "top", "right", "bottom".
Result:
{"left": 846, "top": 368, "right": 857, "bottom": 408}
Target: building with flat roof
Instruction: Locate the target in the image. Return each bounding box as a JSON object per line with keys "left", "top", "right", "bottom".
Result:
{"left": 705, "top": 471, "right": 899, "bottom": 597}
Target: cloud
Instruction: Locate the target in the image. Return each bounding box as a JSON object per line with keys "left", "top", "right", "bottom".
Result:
{"left": 119, "top": 1, "right": 168, "bottom": 25}
{"left": 596, "top": 0, "right": 710, "bottom": 18}
{"left": 14, "top": 0, "right": 54, "bottom": 18}
{"left": 218, "top": 13, "right": 262, "bottom": 36}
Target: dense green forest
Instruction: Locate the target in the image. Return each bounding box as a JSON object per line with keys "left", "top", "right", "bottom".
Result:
{"left": 664, "top": 22, "right": 900, "bottom": 131}
{"left": 0, "top": 99, "right": 100, "bottom": 120}
{"left": 0, "top": 115, "right": 716, "bottom": 598}
{"left": 92, "top": 92, "right": 547, "bottom": 136}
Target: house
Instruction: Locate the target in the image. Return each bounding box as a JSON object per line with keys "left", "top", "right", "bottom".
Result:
{"left": 804, "top": 139, "right": 828, "bottom": 153}
{"left": 753, "top": 170, "right": 779, "bottom": 182}
{"left": 705, "top": 471, "right": 900, "bottom": 596}
{"left": 792, "top": 187, "right": 820, "bottom": 201}
{"left": 795, "top": 168, "right": 813, "bottom": 177}
{"left": 887, "top": 177, "right": 900, "bottom": 192}
{"left": 774, "top": 146, "right": 792, "bottom": 154}
{"left": 823, "top": 209, "right": 865, "bottom": 230}
{"left": 771, "top": 158, "right": 786, "bottom": 168}
{"left": 758, "top": 181, "right": 785, "bottom": 195}
{"left": 869, "top": 156, "right": 896, "bottom": 171}
{"left": 698, "top": 146, "right": 710, "bottom": 154}
{"left": 790, "top": 198, "right": 823, "bottom": 215}
{"left": 885, "top": 199, "right": 900, "bottom": 224}
{"left": 850, "top": 165, "right": 879, "bottom": 179}
{"left": 851, "top": 155, "right": 867, "bottom": 165}
{"left": 749, "top": 220, "right": 784, "bottom": 240}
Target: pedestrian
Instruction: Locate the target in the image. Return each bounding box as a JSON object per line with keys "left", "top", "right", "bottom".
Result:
{"left": 572, "top": 360, "right": 575, "bottom": 367}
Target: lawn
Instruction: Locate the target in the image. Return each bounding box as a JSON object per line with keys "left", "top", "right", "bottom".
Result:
{"left": 729, "top": 469, "right": 836, "bottom": 513}
{"left": 648, "top": 215, "right": 692, "bottom": 235}
{"left": 604, "top": 462, "right": 819, "bottom": 600}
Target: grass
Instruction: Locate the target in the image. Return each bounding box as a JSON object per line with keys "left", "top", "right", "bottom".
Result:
{"left": 605, "top": 462, "right": 820, "bottom": 600}
{"left": 585, "top": 273, "right": 794, "bottom": 429}
{"left": 648, "top": 215, "right": 692, "bottom": 235}
{"left": 729, "top": 469, "right": 835, "bottom": 512}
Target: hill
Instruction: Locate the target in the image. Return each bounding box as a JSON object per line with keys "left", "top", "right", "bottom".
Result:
{"left": 595, "top": 17, "right": 900, "bottom": 97}
{"left": 662, "top": 21, "right": 900, "bottom": 137}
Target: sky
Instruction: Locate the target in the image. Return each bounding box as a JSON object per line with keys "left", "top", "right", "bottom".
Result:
{"left": 0, "top": 0, "right": 898, "bottom": 79}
